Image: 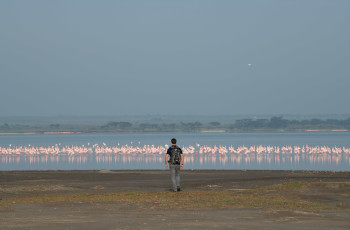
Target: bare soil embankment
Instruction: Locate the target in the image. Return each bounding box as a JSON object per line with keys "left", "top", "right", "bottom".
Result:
{"left": 0, "top": 170, "right": 349, "bottom": 230}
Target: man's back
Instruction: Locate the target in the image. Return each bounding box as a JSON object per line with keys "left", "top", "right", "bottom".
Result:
{"left": 167, "top": 145, "right": 182, "bottom": 165}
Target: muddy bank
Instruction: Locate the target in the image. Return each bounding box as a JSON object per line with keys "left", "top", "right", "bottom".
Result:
{"left": 1, "top": 170, "right": 349, "bottom": 230}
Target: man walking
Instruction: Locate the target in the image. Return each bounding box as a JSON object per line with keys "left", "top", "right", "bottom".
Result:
{"left": 165, "top": 138, "right": 184, "bottom": 192}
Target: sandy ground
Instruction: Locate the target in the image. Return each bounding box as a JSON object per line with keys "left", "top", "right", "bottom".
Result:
{"left": 0, "top": 170, "right": 349, "bottom": 230}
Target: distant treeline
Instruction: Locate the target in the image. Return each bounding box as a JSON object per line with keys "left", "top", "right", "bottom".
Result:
{"left": 230, "top": 116, "right": 350, "bottom": 131}
{"left": 1, "top": 116, "right": 350, "bottom": 133}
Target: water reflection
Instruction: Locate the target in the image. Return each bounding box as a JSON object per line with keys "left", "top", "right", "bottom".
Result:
{"left": 1, "top": 144, "right": 350, "bottom": 171}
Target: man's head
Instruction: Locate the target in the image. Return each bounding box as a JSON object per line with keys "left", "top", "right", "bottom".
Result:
{"left": 171, "top": 138, "right": 177, "bottom": 145}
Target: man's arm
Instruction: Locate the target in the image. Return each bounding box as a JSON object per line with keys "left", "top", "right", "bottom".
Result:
{"left": 180, "top": 154, "right": 184, "bottom": 169}
{"left": 165, "top": 154, "right": 169, "bottom": 168}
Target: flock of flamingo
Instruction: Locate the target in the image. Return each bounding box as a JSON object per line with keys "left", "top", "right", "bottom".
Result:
{"left": 1, "top": 143, "right": 349, "bottom": 156}
{"left": 1, "top": 143, "right": 349, "bottom": 167}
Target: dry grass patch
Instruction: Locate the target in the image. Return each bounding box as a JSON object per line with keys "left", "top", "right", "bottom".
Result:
{"left": 259, "top": 181, "right": 350, "bottom": 191}
{"left": 0, "top": 190, "right": 331, "bottom": 211}
{"left": 0, "top": 184, "right": 68, "bottom": 192}
{"left": 2, "top": 181, "right": 347, "bottom": 211}
{"left": 312, "top": 182, "right": 350, "bottom": 189}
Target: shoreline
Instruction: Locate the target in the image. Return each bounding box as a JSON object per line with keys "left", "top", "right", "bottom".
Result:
{"left": 305, "top": 129, "right": 349, "bottom": 132}
{"left": 0, "top": 130, "right": 349, "bottom": 135}
{"left": 0, "top": 131, "right": 81, "bottom": 135}
{"left": 1, "top": 169, "right": 349, "bottom": 173}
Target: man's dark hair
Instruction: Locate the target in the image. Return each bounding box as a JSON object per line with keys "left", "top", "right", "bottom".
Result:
{"left": 171, "top": 138, "right": 177, "bottom": 144}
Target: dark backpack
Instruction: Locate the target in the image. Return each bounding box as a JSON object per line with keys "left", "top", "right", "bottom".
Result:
{"left": 170, "top": 146, "right": 182, "bottom": 165}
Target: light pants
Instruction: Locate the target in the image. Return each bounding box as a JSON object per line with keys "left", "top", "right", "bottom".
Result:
{"left": 169, "top": 164, "right": 181, "bottom": 191}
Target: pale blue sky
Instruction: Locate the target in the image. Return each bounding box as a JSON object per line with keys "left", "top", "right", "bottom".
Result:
{"left": 1, "top": 0, "right": 349, "bottom": 116}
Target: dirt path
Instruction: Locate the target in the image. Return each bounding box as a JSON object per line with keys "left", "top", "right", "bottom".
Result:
{"left": 1, "top": 170, "right": 350, "bottom": 230}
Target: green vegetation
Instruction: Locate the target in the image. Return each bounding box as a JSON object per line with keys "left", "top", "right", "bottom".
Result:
{"left": 231, "top": 117, "right": 350, "bottom": 131}
{"left": 1, "top": 116, "right": 350, "bottom": 133}
{"left": 257, "top": 181, "right": 310, "bottom": 191}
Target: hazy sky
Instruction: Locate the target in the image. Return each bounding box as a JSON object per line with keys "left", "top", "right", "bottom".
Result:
{"left": 1, "top": 0, "right": 349, "bottom": 116}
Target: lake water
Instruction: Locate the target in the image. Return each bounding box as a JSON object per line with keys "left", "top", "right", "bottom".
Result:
{"left": 1, "top": 132, "right": 349, "bottom": 171}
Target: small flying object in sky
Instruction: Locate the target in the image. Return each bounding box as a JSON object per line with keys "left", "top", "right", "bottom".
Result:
{"left": 248, "top": 64, "right": 252, "bottom": 67}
